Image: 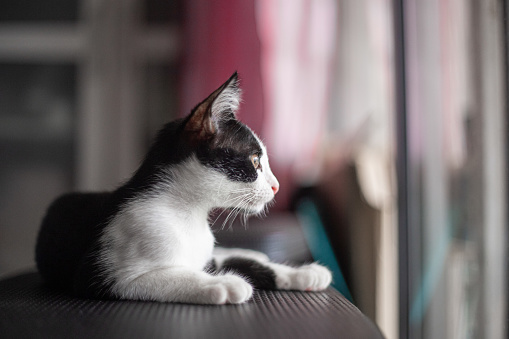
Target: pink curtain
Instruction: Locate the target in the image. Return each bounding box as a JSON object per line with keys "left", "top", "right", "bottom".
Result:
{"left": 257, "top": 0, "right": 337, "bottom": 206}
{"left": 182, "top": 0, "right": 337, "bottom": 208}
{"left": 182, "top": 0, "right": 265, "bottom": 134}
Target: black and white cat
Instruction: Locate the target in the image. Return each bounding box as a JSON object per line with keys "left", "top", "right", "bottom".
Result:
{"left": 36, "top": 73, "right": 332, "bottom": 304}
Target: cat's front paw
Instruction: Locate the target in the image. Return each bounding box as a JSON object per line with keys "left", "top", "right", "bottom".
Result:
{"left": 203, "top": 274, "right": 253, "bottom": 304}
{"left": 276, "top": 263, "right": 332, "bottom": 292}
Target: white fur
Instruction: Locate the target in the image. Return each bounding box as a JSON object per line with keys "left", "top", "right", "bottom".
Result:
{"left": 211, "top": 78, "right": 241, "bottom": 120}
{"left": 99, "top": 145, "right": 278, "bottom": 304}
{"left": 266, "top": 262, "right": 333, "bottom": 291}
{"left": 99, "top": 110, "right": 329, "bottom": 305}
{"left": 255, "top": 136, "right": 279, "bottom": 198}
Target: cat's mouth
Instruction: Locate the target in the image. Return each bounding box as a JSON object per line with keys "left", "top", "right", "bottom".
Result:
{"left": 233, "top": 201, "right": 267, "bottom": 216}
{"left": 223, "top": 191, "right": 274, "bottom": 217}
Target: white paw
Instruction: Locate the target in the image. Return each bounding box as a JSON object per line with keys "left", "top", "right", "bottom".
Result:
{"left": 202, "top": 274, "right": 253, "bottom": 304}
{"left": 275, "top": 263, "right": 332, "bottom": 291}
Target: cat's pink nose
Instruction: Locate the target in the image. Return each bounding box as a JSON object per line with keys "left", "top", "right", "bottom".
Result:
{"left": 272, "top": 184, "right": 279, "bottom": 195}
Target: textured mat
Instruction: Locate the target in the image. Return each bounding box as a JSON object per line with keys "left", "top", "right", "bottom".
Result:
{"left": 0, "top": 272, "right": 383, "bottom": 339}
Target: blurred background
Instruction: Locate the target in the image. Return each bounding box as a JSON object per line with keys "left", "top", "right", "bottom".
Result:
{"left": 0, "top": 1, "right": 507, "bottom": 339}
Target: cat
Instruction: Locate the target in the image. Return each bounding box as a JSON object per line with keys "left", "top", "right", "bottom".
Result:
{"left": 35, "top": 72, "right": 332, "bottom": 304}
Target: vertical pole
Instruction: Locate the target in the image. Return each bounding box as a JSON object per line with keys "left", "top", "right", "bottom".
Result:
{"left": 393, "top": 0, "right": 408, "bottom": 338}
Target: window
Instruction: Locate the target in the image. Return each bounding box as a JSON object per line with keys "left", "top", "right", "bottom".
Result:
{"left": 396, "top": 1, "right": 507, "bottom": 338}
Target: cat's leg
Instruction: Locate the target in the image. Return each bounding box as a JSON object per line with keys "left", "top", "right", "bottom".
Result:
{"left": 213, "top": 250, "right": 332, "bottom": 292}
{"left": 113, "top": 267, "right": 253, "bottom": 304}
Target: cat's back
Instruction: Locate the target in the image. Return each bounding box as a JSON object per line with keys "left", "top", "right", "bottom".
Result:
{"left": 36, "top": 192, "right": 112, "bottom": 289}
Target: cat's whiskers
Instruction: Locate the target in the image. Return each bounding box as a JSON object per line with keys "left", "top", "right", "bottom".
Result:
{"left": 240, "top": 197, "right": 256, "bottom": 229}
{"left": 222, "top": 193, "right": 255, "bottom": 230}
{"left": 211, "top": 192, "right": 252, "bottom": 227}
{"left": 221, "top": 199, "right": 244, "bottom": 230}
{"left": 225, "top": 191, "right": 252, "bottom": 200}
{"left": 228, "top": 188, "right": 253, "bottom": 194}
{"left": 231, "top": 194, "right": 257, "bottom": 230}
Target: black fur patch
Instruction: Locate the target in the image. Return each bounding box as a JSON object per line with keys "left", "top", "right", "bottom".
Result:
{"left": 117, "top": 118, "right": 194, "bottom": 198}
{"left": 203, "top": 259, "right": 217, "bottom": 274}
{"left": 219, "top": 257, "right": 277, "bottom": 290}
{"left": 35, "top": 192, "right": 115, "bottom": 298}
{"left": 197, "top": 147, "right": 258, "bottom": 183}
{"left": 197, "top": 119, "right": 263, "bottom": 183}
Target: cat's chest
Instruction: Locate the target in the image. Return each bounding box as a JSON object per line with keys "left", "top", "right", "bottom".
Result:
{"left": 170, "top": 220, "right": 215, "bottom": 268}
{"left": 134, "top": 211, "right": 215, "bottom": 269}
{"left": 104, "top": 199, "right": 215, "bottom": 271}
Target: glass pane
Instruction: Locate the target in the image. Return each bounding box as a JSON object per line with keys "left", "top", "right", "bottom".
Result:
{"left": 403, "top": 1, "right": 507, "bottom": 338}
{"left": 144, "top": 0, "right": 182, "bottom": 24}
{"left": 0, "top": 0, "right": 79, "bottom": 22}
{"left": 0, "top": 63, "right": 76, "bottom": 277}
{"left": 144, "top": 64, "right": 179, "bottom": 147}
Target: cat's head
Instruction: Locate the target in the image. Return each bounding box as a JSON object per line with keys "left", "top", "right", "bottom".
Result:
{"left": 185, "top": 72, "right": 279, "bottom": 214}
{"left": 149, "top": 73, "right": 279, "bottom": 216}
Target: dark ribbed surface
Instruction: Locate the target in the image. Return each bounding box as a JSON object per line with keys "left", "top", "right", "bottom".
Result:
{"left": 0, "top": 272, "right": 383, "bottom": 339}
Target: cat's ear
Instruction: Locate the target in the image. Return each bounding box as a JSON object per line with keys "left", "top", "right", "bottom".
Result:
{"left": 184, "top": 72, "right": 241, "bottom": 141}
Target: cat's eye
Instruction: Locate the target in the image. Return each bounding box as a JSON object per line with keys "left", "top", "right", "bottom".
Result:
{"left": 251, "top": 155, "right": 260, "bottom": 169}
